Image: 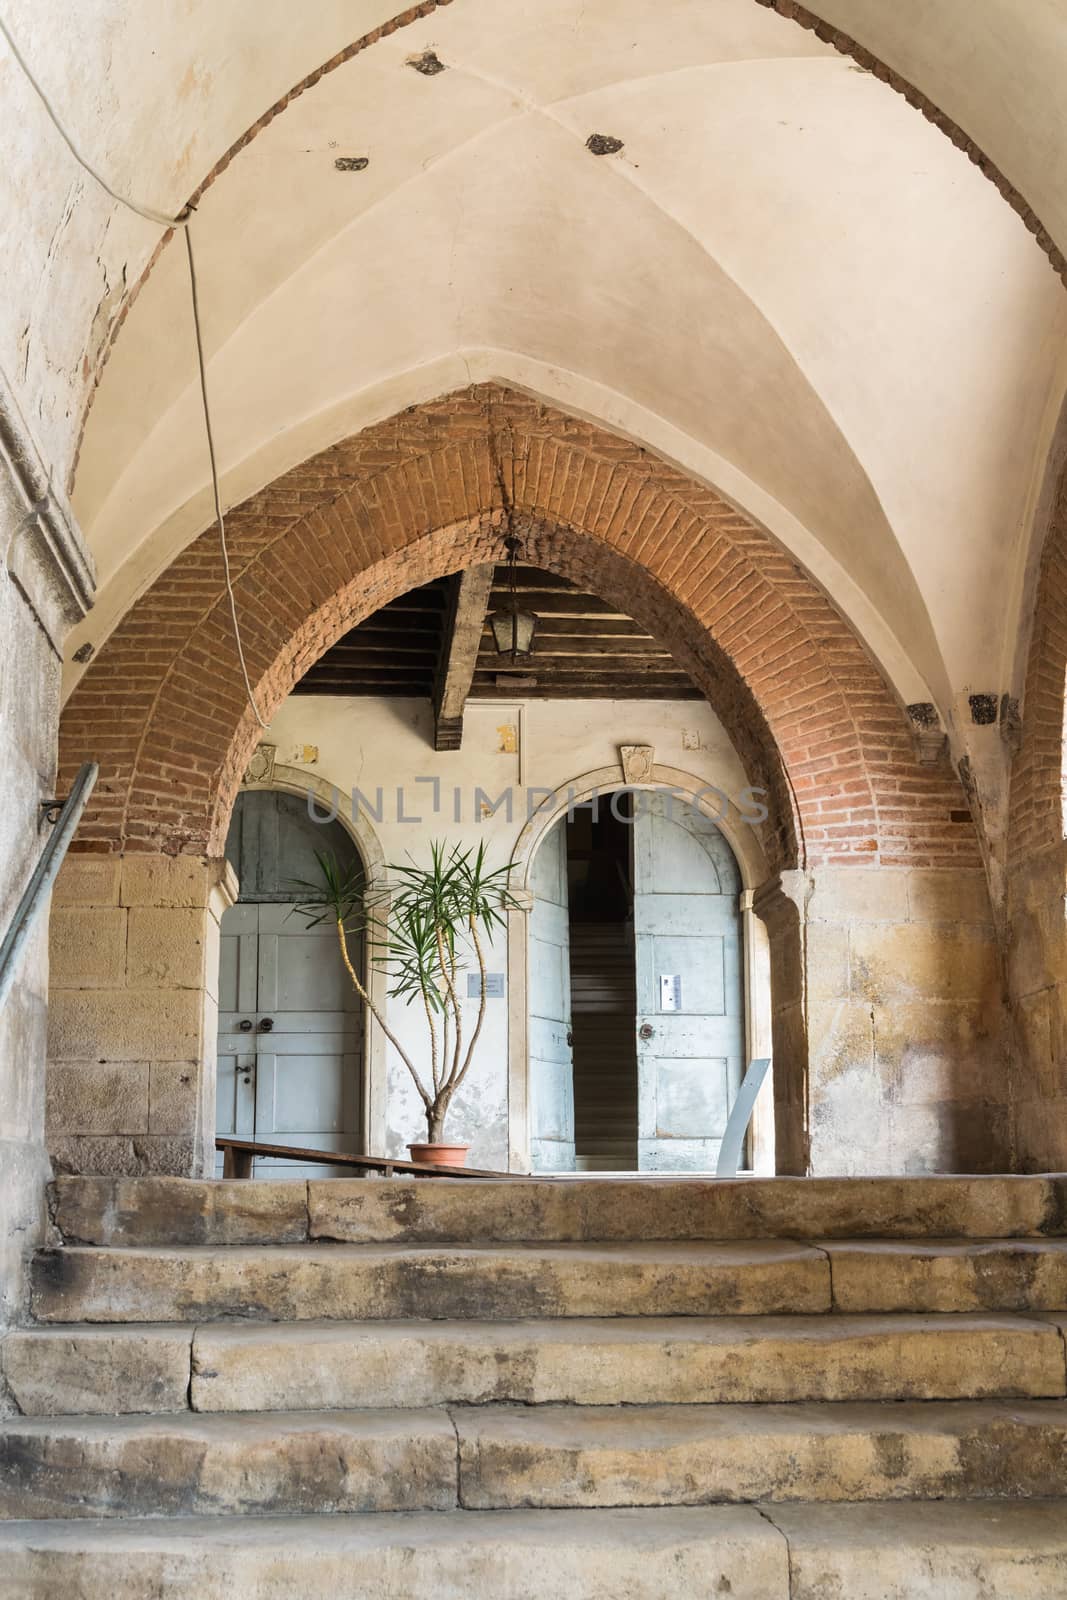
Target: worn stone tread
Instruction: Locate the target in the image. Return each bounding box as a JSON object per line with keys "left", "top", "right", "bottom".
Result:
{"left": 0, "top": 1506, "right": 787, "bottom": 1599}
{"left": 455, "top": 1397, "right": 1067, "bottom": 1506}
{"left": 8, "top": 1399, "right": 1067, "bottom": 1518}
{"left": 3, "top": 1501, "right": 1067, "bottom": 1598}
{"left": 308, "top": 1174, "right": 1066, "bottom": 1244}
{"left": 50, "top": 1175, "right": 310, "bottom": 1247}
{"left": 0, "top": 1408, "right": 459, "bottom": 1519}
{"left": 825, "top": 1237, "right": 1067, "bottom": 1312}
{"left": 30, "top": 1239, "right": 831, "bottom": 1323}
{"left": 764, "top": 1498, "right": 1067, "bottom": 1598}
{"left": 188, "top": 1312, "right": 1067, "bottom": 1411}
{"left": 9, "top": 1310, "right": 1064, "bottom": 1416}
{"left": 1, "top": 1323, "right": 192, "bottom": 1416}
{"left": 52, "top": 1174, "right": 1067, "bottom": 1248}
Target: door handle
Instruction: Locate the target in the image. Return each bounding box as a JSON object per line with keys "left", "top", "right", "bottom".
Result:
{"left": 639, "top": 1022, "right": 655, "bottom": 1042}
{"left": 258, "top": 1017, "right": 274, "bottom": 1032}
{"left": 238, "top": 1019, "right": 253, "bottom": 1032}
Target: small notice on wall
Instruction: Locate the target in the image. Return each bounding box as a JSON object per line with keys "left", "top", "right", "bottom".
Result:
{"left": 659, "top": 974, "right": 682, "bottom": 1012}
{"left": 467, "top": 972, "right": 506, "bottom": 999}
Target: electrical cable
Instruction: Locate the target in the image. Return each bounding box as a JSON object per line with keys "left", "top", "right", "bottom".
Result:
{"left": 0, "top": 13, "right": 268, "bottom": 727}
{"left": 184, "top": 227, "right": 268, "bottom": 727}
{"left": 0, "top": 15, "right": 182, "bottom": 229}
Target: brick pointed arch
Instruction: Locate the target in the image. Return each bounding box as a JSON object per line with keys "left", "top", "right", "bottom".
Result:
{"left": 60, "top": 386, "right": 977, "bottom": 874}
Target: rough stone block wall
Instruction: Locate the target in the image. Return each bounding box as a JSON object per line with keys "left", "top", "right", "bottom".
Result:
{"left": 47, "top": 855, "right": 233, "bottom": 1178}
{"left": 759, "top": 866, "right": 1004, "bottom": 1175}
{"left": 805, "top": 866, "right": 1005, "bottom": 1174}
{"left": 0, "top": 574, "right": 60, "bottom": 1331}
{"left": 0, "top": 383, "right": 94, "bottom": 1344}
{"left": 1008, "top": 464, "right": 1067, "bottom": 1170}
{"left": 1007, "top": 847, "right": 1067, "bottom": 1170}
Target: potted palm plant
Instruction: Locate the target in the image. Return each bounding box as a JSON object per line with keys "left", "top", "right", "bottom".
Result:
{"left": 293, "top": 841, "right": 518, "bottom": 1166}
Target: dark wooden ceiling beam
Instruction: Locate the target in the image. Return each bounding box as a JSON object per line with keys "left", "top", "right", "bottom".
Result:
{"left": 294, "top": 566, "right": 703, "bottom": 704}
{"left": 476, "top": 638, "right": 672, "bottom": 659}
{"left": 433, "top": 564, "right": 497, "bottom": 751}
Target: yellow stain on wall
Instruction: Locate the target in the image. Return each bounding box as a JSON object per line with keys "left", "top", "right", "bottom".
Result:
{"left": 291, "top": 744, "right": 319, "bottom": 765}
{"left": 497, "top": 724, "right": 518, "bottom": 754}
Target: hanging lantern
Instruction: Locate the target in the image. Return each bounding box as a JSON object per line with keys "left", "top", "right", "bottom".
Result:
{"left": 489, "top": 534, "right": 537, "bottom": 660}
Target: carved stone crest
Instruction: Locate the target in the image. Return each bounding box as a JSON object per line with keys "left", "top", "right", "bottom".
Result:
{"left": 242, "top": 743, "right": 276, "bottom": 785}
{"left": 619, "top": 744, "right": 655, "bottom": 784}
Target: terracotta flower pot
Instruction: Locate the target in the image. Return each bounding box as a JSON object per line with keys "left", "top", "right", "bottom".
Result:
{"left": 408, "top": 1142, "right": 470, "bottom": 1169}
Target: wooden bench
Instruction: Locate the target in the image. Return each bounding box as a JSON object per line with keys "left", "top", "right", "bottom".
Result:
{"left": 216, "top": 1136, "right": 518, "bottom": 1180}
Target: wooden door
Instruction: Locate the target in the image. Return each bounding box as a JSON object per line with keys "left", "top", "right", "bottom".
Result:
{"left": 633, "top": 793, "right": 744, "bottom": 1171}
{"left": 528, "top": 815, "right": 575, "bottom": 1171}
{"left": 216, "top": 791, "right": 364, "bottom": 1177}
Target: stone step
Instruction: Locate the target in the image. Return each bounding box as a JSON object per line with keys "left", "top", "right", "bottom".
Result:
{"left": 825, "top": 1238, "right": 1067, "bottom": 1312}
{"left": 51, "top": 1173, "right": 1067, "bottom": 1248}
{"left": 8, "top": 1311, "right": 1059, "bottom": 1416}
{"left": 30, "top": 1241, "right": 831, "bottom": 1323}
{"left": 768, "top": 1499, "right": 1067, "bottom": 1598}
{"left": 0, "top": 1507, "right": 786, "bottom": 1600}
{"left": 6, "top": 1400, "right": 1067, "bottom": 1519}
{"left": 1, "top": 1501, "right": 1066, "bottom": 1599}
{"left": 51, "top": 1176, "right": 310, "bottom": 1248}
{"left": 0, "top": 1409, "right": 458, "bottom": 1520}
{"left": 1, "top": 1324, "right": 192, "bottom": 1416}
{"left": 455, "top": 1398, "right": 1067, "bottom": 1507}
{"left": 185, "top": 1312, "right": 1067, "bottom": 1411}
{"left": 32, "top": 1235, "right": 1067, "bottom": 1325}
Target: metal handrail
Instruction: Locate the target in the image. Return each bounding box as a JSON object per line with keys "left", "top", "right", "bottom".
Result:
{"left": 716, "top": 1056, "right": 772, "bottom": 1178}
{"left": 0, "top": 761, "right": 98, "bottom": 1014}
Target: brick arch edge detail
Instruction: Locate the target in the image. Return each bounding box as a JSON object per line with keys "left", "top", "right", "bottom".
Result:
{"left": 58, "top": 387, "right": 979, "bottom": 874}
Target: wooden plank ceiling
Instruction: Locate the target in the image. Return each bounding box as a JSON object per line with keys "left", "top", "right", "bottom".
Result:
{"left": 294, "top": 566, "right": 701, "bottom": 706}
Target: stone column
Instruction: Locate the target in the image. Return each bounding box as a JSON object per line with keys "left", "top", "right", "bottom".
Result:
{"left": 755, "top": 865, "right": 1005, "bottom": 1175}
{"left": 506, "top": 893, "right": 533, "bottom": 1173}
{"left": 741, "top": 888, "right": 775, "bottom": 1173}
{"left": 1007, "top": 841, "right": 1067, "bottom": 1170}
{"left": 753, "top": 873, "right": 809, "bottom": 1175}
{"left": 47, "top": 854, "right": 236, "bottom": 1177}
{"left": 0, "top": 379, "right": 95, "bottom": 1332}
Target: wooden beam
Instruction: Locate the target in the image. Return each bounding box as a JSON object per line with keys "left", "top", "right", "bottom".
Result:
{"left": 433, "top": 565, "right": 497, "bottom": 751}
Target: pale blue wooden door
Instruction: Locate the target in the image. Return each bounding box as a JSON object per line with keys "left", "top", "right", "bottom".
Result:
{"left": 633, "top": 794, "right": 744, "bottom": 1171}
{"left": 528, "top": 816, "right": 575, "bottom": 1171}
{"left": 216, "top": 904, "right": 259, "bottom": 1153}
{"left": 216, "top": 791, "right": 363, "bottom": 1178}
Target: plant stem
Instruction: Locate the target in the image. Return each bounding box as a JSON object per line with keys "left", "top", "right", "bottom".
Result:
{"left": 335, "top": 917, "right": 432, "bottom": 1111}
{"left": 435, "top": 923, "right": 462, "bottom": 1092}
{"left": 447, "top": 911, "right": 489, "bottom": 1095}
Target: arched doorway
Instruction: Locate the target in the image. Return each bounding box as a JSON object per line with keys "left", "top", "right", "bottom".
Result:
{"left": 53, "top": 390, "right": 997, "bottom": 1179}
{"left": 215, "top": 789, "right": 365, "bottom": 1176}
{"left": 527, "top": 784, "right": 749, "bottom": 1173}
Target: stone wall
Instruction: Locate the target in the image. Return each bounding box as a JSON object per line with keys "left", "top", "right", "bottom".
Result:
{"left": 1007, "top": 461, "right": 1067, "bottom": 1170}
{"left": 759, "top": 866, "right": 1005, "bottom": 1175}
{"left": 1007, "top": 845, "right": 1067, "bottom": 1170}
{"left": 46, "top": 854, "right": 235, "bottom": 1179}
{"left": 0, "top": 380, "right": 94, "bottom": 1344}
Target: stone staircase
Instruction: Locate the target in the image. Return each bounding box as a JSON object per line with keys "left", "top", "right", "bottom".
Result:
{"left": 2, "top": 1175, "right": 1067, "bottom": 1596}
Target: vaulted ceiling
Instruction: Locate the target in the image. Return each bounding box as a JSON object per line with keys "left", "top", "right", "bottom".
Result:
{"left": 2, "top": 0, "right": 1065, "bottom": 763}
